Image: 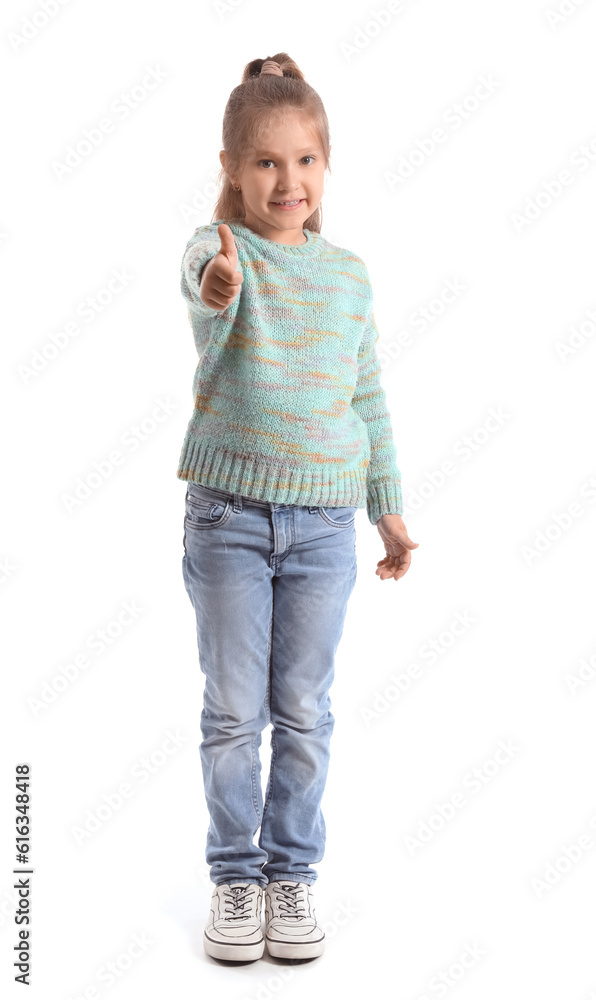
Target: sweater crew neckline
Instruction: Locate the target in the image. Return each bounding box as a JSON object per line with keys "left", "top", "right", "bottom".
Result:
{"left": 217, "top": 219, "right": 323, "bottom": 258}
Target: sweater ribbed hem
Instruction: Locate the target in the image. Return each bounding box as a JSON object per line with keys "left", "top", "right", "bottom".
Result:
{"left": 177, "top": 439, "right": 403, "bottom": 525}
{"left": 177, "top": 437, "right": 368, "bottom": 510}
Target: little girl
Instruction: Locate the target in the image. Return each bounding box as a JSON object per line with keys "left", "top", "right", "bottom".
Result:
{"left": 178, "top": 52, "right": 418, "bottom": 964}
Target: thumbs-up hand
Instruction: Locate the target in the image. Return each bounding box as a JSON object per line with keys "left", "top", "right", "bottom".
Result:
{"left": 199, "top": 223, "right": 244, "bottom": 311}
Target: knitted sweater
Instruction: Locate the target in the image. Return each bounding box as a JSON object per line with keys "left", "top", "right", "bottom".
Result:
{"left": 176, "top": 219, "right": 403, "bottom": 524}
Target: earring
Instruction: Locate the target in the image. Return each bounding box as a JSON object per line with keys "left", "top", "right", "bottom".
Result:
{"left": 233, "top": 184, "right": 241, "bottom": 191}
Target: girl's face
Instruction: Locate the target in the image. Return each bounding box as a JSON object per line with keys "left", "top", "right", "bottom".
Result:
{"left": 225, "top": 112, "right": 327, "bottom": 243}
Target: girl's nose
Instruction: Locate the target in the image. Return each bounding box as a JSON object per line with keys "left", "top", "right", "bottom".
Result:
{"left": 276, "top": 173, "right": 299, "bottom": 192}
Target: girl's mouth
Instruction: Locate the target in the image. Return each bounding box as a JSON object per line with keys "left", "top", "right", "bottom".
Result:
{"left": 271, "top": 199, "right": 305, "bottom": 211}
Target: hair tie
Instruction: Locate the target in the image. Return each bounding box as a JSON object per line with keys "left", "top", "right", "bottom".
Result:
{"left": 260, "top": 59, "right": 283, "bottom": 77}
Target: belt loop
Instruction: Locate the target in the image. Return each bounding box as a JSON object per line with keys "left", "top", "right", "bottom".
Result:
{"left": 233, "top": 492, "right": 242, "bottom": 512}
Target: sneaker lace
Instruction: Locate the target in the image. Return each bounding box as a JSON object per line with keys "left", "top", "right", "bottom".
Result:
{"left": 222, "top": 884, "right": 258, "bottom": 921}
{"left": 271, "top": 883, "right": 307, "bottom": 920}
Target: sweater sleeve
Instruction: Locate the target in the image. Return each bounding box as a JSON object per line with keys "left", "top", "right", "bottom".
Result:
{"left": 180, "top": 224, "right": 226, "bottom": 318}
{"left": 351, "top": 304, "right": 404, "bottom": 524}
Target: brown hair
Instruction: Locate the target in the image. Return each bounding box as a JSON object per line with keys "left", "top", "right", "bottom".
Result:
{"left": 211, "top": 52, "right": 331, "bottom": 233}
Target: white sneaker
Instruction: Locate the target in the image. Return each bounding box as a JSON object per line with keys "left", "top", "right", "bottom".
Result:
{"left": 203, "top": 882, "right": 264, "bottom": 961}
{"left": 264, "top": 881, "right": 325, "bottom": 959}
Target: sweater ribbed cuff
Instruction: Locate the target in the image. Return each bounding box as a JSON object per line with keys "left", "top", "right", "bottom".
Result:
{"left": 367, "top": 478, "right": 404, "bottom": 525}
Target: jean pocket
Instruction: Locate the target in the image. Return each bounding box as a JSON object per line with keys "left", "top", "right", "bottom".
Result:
{"left": 185, "top": 490, "right": 231, "bottom": 529}
{"left": 317, "top": 506, "right": 357, "bottom": 528}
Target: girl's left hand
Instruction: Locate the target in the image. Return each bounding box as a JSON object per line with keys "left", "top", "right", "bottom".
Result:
{"left": 375, "top": 513, "right": 418, "bottom": 581}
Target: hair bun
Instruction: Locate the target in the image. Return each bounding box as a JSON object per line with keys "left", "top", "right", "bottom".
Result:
{"left": 260, "top": 59, "right": 284, "bottom": 77}
{"left": 242, "top": 53, "right": 305, "bottom": 83}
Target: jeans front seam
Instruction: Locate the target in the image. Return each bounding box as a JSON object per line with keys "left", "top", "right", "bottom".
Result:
{"left": 251, "top": 736, "right": 261, "bottom": 826}
{"left": 264, "top": 594, "right": 273, "bottom": 726}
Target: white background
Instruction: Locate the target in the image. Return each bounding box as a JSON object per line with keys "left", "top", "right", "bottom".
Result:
{"left": 2, "top": 0, "right": 596, "bottom": 997}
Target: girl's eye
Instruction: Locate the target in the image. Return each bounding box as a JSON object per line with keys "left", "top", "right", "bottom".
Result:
{"left": 257, "top": 156, "right": 315, "bottom": 168}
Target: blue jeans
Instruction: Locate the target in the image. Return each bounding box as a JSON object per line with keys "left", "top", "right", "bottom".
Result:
{"left": 181, "top": 480, "right": 358, "bottom": 889}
